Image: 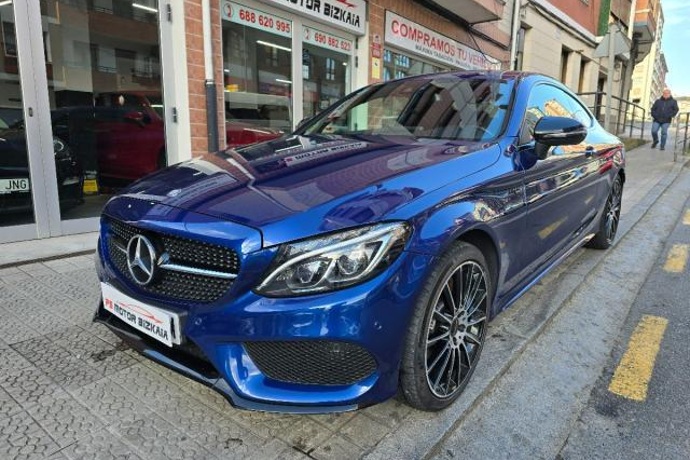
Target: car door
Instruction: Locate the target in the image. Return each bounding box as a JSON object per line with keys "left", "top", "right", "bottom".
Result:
{"left": 520, "top": 83, "right": 603, "bottom": 272}
{"left": 95, "top": 93, "right": 164, "bottom": 184}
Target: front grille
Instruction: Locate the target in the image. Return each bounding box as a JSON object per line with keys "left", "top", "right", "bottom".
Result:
{"left": 105, "top": 218, "right": 239, "bottom": 303}
{"left": 244, "top": 341, "right": 377, "bottom": 386}
{"left": 161, "top": 234, "right": 240, "bottom": 272}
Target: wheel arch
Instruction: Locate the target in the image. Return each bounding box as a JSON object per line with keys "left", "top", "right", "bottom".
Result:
{"left": 456, "top": 229, "right": 500, "bottom": 318}
{"left": 407, "top": 202, "right": 504, "bottom": 319}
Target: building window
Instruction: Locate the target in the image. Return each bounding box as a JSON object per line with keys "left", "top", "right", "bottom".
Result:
{"left": 578, "top": 58, "right": 589, "bottom": 93}
{"left": 1, "top": 20, "right": 16, "bottom": 57}
{"left": 560, "top": 47, "right": 571, "bottom": 84}
{"left": 325, "top": 57, "right": 335, "bottom": 81}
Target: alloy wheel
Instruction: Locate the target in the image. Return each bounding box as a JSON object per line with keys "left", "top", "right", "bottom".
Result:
{"left": 605, "top": 177, "right": 623, "bottom": 244}
{"left": 424, "top": 261, "right": 488, "bottom": 398}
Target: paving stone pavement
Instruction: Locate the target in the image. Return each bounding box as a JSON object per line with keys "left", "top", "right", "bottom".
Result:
{"left": 0, "top": 255, "right": 413, "bottom": 460}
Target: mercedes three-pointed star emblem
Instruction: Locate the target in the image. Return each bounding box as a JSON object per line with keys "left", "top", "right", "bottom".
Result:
{"left": 126, "top": 235, "right": 158, "bottom": 285}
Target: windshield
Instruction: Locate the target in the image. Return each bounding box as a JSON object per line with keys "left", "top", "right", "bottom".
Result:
{"left": 302, "top": 75, "right": 514, "bottom": 142}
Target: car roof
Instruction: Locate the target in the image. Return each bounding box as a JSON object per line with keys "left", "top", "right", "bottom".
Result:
{"left": 377, "top": 70, "right": 547, "bottom": 87}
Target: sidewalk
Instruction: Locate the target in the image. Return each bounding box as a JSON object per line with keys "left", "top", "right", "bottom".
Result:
{"left": 0, "top": 140, "right": 687, "bottom": 460}
{"left": 621, "top": 136, "right": 684, "bottom": 216}
{"left": 0, "top": 232, "right": 97, "bottom": 268}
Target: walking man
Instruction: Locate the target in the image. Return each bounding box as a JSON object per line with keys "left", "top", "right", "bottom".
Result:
{"left": 651, "top": 88, "right": 679, "bottom": 150}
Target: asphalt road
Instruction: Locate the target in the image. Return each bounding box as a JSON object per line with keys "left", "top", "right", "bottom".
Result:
{"left": 430, "top": 167, "right": 690, "bottom": 459}
{"left": 557, "top": 191, "right": 690, "bottom": 459}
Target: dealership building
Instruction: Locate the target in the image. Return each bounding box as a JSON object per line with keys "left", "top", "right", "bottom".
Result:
{"left": 0, "top": 0, "right": 512, "bottom": 245}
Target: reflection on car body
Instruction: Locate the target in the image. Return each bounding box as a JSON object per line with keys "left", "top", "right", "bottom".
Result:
{"left": 93, "top": 71, "right": 625, "bottom": 413}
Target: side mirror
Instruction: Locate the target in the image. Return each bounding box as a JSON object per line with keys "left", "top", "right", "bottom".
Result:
{"left": 123, "top": 110, "right": 150, "bottom": 126}
{"left": 533, "top": 116, "right": 587, "bottom": 159}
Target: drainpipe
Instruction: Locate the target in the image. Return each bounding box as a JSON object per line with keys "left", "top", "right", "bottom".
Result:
{"left": 510, "top": 0, "right": 522, "bottom": 70}
{"left": 202, "top": 0, "right": 219, "bottom": 152}
{"left": 605, "top": 24, "right": 616, "bottom": 132}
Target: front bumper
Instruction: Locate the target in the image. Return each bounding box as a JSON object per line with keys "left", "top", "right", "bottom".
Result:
{"left": 94, "top": 302, "right": 363, "bottom": 413}
{"left": 95, "top": 241, "right": 434, "bottom": 413}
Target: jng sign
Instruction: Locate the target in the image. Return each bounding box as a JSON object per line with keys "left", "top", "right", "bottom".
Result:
{"left": 0, "top": 178, "right": 30, "bottom": 194}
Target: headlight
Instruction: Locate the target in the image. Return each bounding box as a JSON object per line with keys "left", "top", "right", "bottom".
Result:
{"left": 256, "top": 222, "right": 411, "bottom": 297}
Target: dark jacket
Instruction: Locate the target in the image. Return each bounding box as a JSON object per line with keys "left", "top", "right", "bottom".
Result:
{"left": 651, "top": 96, "right": 679, "bottom": 124}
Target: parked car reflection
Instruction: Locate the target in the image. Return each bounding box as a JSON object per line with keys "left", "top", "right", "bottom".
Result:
{"left": 71, "top": 91, "right": 287, "bottom": 186}
{"left": 0, "top": 108, "right": 83, "bottom": 223}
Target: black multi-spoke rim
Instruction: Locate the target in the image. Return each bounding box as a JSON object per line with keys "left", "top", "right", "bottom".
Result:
{"left": 605, "top": 179, "right": 622, "bottom": 244}
{"left": 424, "top": 261, "right": 488, "bottom": 399}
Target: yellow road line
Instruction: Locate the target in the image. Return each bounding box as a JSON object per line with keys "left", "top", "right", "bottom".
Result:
{"left": 663, "top": 244, "right": 689, "bottom": 273}
{"left": 683, "top": 210, "right": 690, "bottom": 226}
{"left": 609, "top": 315, "right": 668, "bottom": 401}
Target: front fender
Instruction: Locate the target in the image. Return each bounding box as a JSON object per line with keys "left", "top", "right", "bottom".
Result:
{"left": 405, "top": 168, "right": 527, "bottom": 313}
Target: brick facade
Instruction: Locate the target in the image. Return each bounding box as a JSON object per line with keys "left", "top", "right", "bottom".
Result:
{"left": 185, "top": 0, "right": 226, "bottom": 157}
{"left": 548, "top": 0, "right": 602, "bottom": 36}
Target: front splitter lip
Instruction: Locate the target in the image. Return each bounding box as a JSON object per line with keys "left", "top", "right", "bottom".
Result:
{"left": 93, "top": 303, "right": 361, "bottom": 414}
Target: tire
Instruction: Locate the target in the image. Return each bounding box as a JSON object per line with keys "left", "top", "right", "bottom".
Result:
{"left": 586, "top": 174, "right": 623, "bottom": 250}
{"left": 400, "top": 242, "right": 491, "bottom": 411}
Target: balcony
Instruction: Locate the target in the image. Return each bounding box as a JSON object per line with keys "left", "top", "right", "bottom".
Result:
{"left": 610, "top": 0, "right": 633, "bottom": 27}
{"left": 413, "top": 0, "right": 503, "bottom": 24}
{"left": 632, "top": 0, "right": 658, "bottom": 63}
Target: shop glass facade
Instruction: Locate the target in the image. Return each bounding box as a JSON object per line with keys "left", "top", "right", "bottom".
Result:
{"left": 382, "top": 49, "right": 446, "bottom": 81}
{"left": 221, "top": 1, "right": 354, "bottom": 137}
{"left": 302, "top": 27, "right": 351, "bottom": 119}
{"left": 0, "top": 2, "right": 35, "bottom": 227}
{"left": 222, "top": 2, "right": 293, "bottom": 144}
{"left": 41, "top": 0, "right": 165, "bottom": 220}
{"left": 1, "top": 0, "right": 167, "bottom": 241}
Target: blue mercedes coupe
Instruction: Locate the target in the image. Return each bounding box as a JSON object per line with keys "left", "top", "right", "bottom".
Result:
{"left": 94, "top": 71, "right": 625, "bottom": 412}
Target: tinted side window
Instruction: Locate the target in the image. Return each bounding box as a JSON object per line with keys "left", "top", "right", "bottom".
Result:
{"left": 567, "top": 97, "right": 593, "bottom": 127}
{"left": 306, "top": 77, "right": 514, "bottom": 142}
{"left": 522, "top": 84, "right": 593, "bottom": 140}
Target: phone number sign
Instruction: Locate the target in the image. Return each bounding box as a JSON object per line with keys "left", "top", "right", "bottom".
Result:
{"left": 303, "top": 26, "right": 353, "bottom": 54}
{"left": 223, "top": 2, "right": 292, "bottom": 38}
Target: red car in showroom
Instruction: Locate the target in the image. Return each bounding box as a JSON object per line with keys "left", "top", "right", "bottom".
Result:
{"left": 93, "top": 92, "right": 287, "bottom": 184}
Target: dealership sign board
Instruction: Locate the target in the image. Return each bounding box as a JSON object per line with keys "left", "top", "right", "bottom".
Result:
{"left": 258, "top": 0, "right": 365, "bottom": 35}
{"left": 385, "top": 11, "right": 501, "bottom": 71}
{"left": 223, "top": 2, "right": 292, "bottom": 37}
{"left": 303, "top": 26, "right": 354, "bottom": 54}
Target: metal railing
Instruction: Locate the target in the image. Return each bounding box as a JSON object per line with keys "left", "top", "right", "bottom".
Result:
{"left": 577, "top": 91, "right": 647, "bottom": 139}
{"left": 673, "top": 112, "right": 690, "bottom": 162}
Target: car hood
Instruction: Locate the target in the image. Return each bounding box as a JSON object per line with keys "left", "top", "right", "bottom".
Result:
{"left": 118, "top": 134, "right": 500, "bottom": 246}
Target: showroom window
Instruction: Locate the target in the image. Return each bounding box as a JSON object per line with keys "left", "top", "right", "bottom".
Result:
{"left": 222, "top": 2, "right": 293, "bottom": 146}
{"left": 1, "top": 3, "right": 35, "bottom": 228}
{"left": 0, "top": 0, "right": 166, "bottom": 226}
{"left": 302, "top": 26, "right": 352, "bottom": 119}
{"left": 40, "top": 0, "right": 165, "bottom": 221}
